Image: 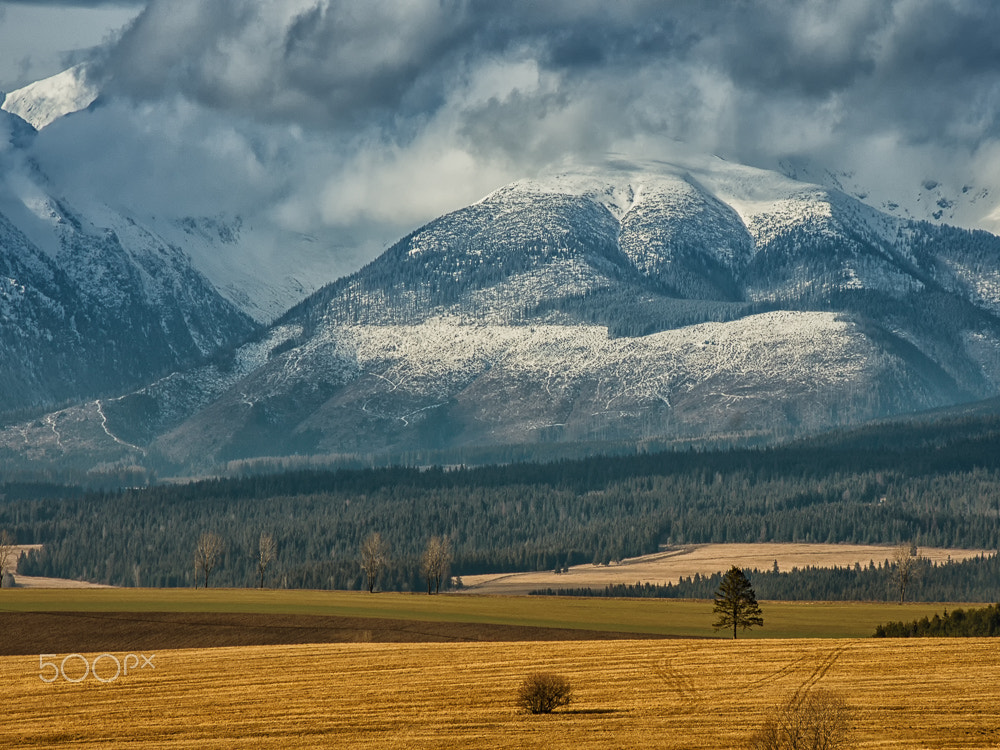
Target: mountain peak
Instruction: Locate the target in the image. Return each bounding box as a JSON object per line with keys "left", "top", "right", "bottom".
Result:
{"left": 1, "top": 64, "right": 98, "bottom": 130}
{"left": 6, "top": 156, "right": 1000, "bottom": 476}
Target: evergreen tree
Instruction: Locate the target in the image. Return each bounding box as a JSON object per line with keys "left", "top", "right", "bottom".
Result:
{"left": 713, "top": 566, "right": 764, "bottom": 639}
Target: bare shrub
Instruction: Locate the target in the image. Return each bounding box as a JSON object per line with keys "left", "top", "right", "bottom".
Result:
{"left": 517, "top": 672, "right": 573, "bottom": 714}
{"left": 748, "top": 691, "right": 851, "bottom": 750}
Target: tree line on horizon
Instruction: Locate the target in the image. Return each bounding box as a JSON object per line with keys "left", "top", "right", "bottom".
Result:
{"left": 2, "top": 413, "right": 1000, "bottom": 596}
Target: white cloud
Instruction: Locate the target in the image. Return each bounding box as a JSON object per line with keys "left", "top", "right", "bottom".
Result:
{"left": 17, "top": 0, "right": 1000, "bottom": 281}
{"left": 0, "top": 3, "right": 140, "bottom": 91}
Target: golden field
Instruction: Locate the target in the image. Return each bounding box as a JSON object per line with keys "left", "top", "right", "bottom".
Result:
{"left": 461, "top": 542, "right": 994, "bottom": 595}
{"left": 5, "top": 638, "right": 1000, "bottom": 749}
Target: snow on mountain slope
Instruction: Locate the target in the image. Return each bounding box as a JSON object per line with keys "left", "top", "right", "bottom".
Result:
{"left": 145, "top": 214, "right": 346, "bottom": 323}
{"left": 778, "top": 157, "right": 1000, "bottom": 237}
{"left": 3, "top": 175, "right": 339, "bottom": 324}
{"left": 5, "top": 157, "right": 1000, "bottom": 476}
{"left": 145, "top": 311, "right": 905, "bottom": 468}
{"left": 0, "top": 110, "right": 257, "bottom": 411}
{"left": 0, "top": 66, "right": 350, "bottom": 323}
{"left": 1, "top": 65, "right": 98, "bottom": 130}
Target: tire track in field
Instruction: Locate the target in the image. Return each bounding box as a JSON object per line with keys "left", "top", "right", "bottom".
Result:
{"left": 654, "top": 656, "right": 698, "bottom": 707}
{"left": 745, "top": 652, "right": 814, "bottom": 689}
{"left": 789, "top": 644, "right": 848, "bottom": 708}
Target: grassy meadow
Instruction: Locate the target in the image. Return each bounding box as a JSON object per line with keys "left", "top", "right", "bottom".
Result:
{"left": 5, "top": 638, "right": 1000, "bottom": 748}
{"left": 0, "top": 587, "right": 978, "bottom": 638}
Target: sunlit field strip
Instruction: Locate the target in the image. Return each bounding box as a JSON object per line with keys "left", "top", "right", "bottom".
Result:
{"left": 0, "top": 588, "right": 979, "bottom": 638}
{"left": 5, "top": 639, "right": 1000, "bottom": 749}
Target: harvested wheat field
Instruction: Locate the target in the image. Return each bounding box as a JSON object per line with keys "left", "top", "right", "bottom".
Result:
{"left": 461, "top": 543, "right": 994, "bottom": 595}
{"left": 5, "top": 638, "right": 999, "bottom": 748}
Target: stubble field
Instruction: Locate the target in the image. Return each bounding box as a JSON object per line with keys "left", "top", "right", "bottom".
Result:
{"left": 461, "top": 542, "right": 993, "bottom": 594}
{"left": 5, "top": 637, "right": 1000, "bottom": 749}
{"left": 4, "top": 589, "right": 996, "bottom": 747}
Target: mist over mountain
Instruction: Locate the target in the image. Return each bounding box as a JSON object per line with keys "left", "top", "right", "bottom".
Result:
{"left": 0, "top": 109, "right": 256, "bottom": 413}
{"left": 11, "top": 1, "right": 1000, "bottom": 300}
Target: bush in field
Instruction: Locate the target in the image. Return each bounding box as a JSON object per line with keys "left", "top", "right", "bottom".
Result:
{"left": 517, "top": 672, "right": 573, "bottom": 714}
{"left": 748, "top": 691, "right": 851, "bottom": 750}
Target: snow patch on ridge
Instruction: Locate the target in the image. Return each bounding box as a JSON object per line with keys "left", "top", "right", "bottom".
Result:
{"left": 2, "top": 65, "right": 97, "bottom": 130}
{"left": 284, "top": 310, "right": 876, "bottom": 427}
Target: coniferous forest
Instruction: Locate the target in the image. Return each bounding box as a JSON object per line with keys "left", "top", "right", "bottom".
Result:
{"left": 3, "top": 410, "right": 1000, "bottom": 598}
{"left": 874, "top": 603, "right": 1000, "bottom": 637}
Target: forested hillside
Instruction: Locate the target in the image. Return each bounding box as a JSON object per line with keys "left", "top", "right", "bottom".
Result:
{"left": 4, "top": 412, "right": 1000, "bottom": 596}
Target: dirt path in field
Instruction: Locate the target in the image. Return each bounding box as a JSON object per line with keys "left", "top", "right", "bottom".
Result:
{"left": 459, "top": 542, "right": 994, "bottom": 595}
{"left": 9, "top": 575, "right": 116, "bottom": 589}
{"left": 0, "top": 611, "right": 673, "bottom": 656}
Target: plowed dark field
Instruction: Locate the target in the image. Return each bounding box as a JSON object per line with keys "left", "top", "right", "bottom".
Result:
{"left": 1, "top": 611, "right": 669, "bottom": 655}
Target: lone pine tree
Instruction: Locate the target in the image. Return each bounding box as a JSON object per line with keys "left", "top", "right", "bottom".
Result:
{"left": 713, "top": 565, "right": 764, "bottom": 639}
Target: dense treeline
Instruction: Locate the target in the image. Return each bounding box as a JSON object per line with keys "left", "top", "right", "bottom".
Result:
{"left": 532, "top": 553, "right": 1000, "bottom": 603}
{"left": 5, "top": 412, "right": 1000, "bottom": 593}
{"left": 874, "top": 603, "right": 1000, "bottom": 637}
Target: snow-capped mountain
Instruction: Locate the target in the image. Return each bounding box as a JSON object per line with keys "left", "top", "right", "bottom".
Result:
{"left": 6, "top": 155, "right": 1000, "bottom": 476}
{"left": 777, "top": 157, "right": 1000, "bottom": 237}
{"left": 0, "top": 109, "right": 256, "bottom": 413}
{"left": 2, "top": 66, "right": 353, "bottom": 324}
{"left": 1, "top": 65, "right": 98, "bottom": 130}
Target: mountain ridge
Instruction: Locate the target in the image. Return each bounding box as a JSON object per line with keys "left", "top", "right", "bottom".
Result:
{"left": 0, "top": 109, "right": 258, "bottom": 413}
{"left": 4, "top": 156, "right": 1000, "bottom": 477}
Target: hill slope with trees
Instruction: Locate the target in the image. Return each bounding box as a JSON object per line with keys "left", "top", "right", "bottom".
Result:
{"left": 2, "top": 411, "right": 1000, "bottom": 598}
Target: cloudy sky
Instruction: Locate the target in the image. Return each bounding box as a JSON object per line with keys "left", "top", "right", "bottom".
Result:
{"left": 0, "top": 2, "right": 142, "bottom": 91}
{"left": 5, "top": 0, "right": 1000, "bottom": 279}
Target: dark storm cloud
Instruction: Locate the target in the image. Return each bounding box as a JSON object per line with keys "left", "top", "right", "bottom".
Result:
{"left": 3, "top": 1, "right": 146, "bottom": 6}
{"left": 702, "top": 2, "right": 885, "bottom": 96}
{"left": 94, "top": 1, "right": 697, "bottom": 132}
{"left": 87, "top": 0, "right": 1000, "bottom": 156}
{"left": 29, "top": 0, "right": 1000, "bottom": 269}
{"left": 95, "top": 1, "right": 473, "bottom": 128}
{"left": 860, "top": 0, "right": 1000, "bottom": 144}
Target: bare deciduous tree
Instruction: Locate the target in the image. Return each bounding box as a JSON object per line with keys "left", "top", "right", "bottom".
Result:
{"left": 893, "top": 544, "right": 920, "bottom": 604}
{"left": 257, "top": 532, "right": 276, "bottom": 589}
{"left": 194, "top": 532, "right": 224, "bottom": 588}
{"left": 359, "top": 532, "right": 388, "bottom": 593}
{"left": 421, "top": 535, "right": 452, "bottom": 595}
{"left": 0, "top": 530, "right": 14, "bottom": 585}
